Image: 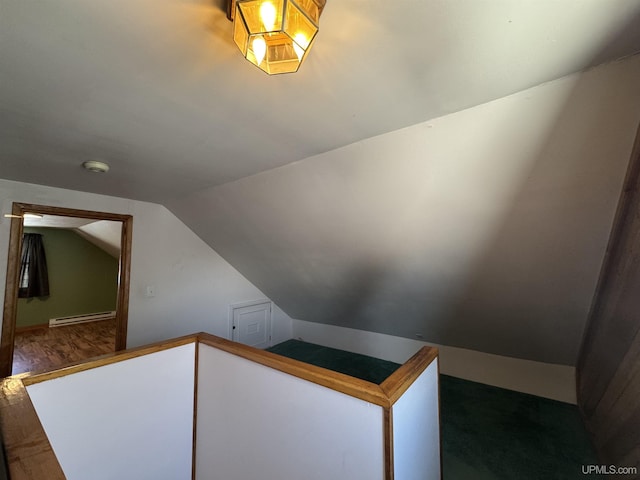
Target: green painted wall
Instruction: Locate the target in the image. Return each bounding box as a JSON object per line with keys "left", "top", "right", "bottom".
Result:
{"left": 17, "top": 228, "right": 119, "bottom": 328}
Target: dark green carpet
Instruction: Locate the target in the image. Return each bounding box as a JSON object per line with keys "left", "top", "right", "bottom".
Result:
{"left": 267, "top": 339, "right": 399, "bottom": 384}
{"left": 267, "top": 340, "right": 602, "bottom": 479}
{"left": 440, "top": 375, "right": 602, "bottom": 480}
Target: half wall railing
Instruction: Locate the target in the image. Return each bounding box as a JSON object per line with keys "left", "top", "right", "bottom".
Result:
{"left": 0, "top": 333, "right": 440, "bottom": 480}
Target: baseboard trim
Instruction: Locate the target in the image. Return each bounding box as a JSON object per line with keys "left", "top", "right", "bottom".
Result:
{"left": 49, "top": 311, "right": 116, "bottom": 328}
{"left": 291, "top": 319, "right": 577, "bottom": 404}
{"left": 15, "top": 323, "right": 49, "bottom": 334}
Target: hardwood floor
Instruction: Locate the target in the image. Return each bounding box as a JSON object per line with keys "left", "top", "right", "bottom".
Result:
{"left": 12, "top": 319, "right": 116, "bottom": 375}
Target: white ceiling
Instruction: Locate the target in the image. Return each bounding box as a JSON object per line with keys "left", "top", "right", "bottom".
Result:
{"left": 2, "top": 0, "right": 640, "bottom": 203}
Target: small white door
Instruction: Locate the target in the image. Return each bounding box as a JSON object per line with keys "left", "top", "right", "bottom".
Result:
{"left": 230, "top": 301, "right": 272, "bottom": 348}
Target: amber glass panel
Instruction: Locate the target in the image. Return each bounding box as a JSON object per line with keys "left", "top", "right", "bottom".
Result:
{"left": 284, "top": 2, "right": 317, "bottom": 51}
{"left": 293, "top": 0, "right": 321, "bottom": 23}
{"left": 266, "top": 54, "right": 301, "bottom": 74}
{"left": 237, "top": 0, "right": 285, "bottom": 34}
{"left": 266, "top": 33, "right": 296, "bottom": 60}
{"left": 245, "top": 35, "right": 263, "bottom": 66}
{"left": 233, "top": 7, "right": 249, "bottom": 56}
{"left": 264, "top": 32, "right": 301, "bottom": 74}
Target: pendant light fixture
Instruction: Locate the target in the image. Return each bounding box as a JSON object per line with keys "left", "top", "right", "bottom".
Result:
{"left": 228, "top": 0, "right": 326, "bottom": 75}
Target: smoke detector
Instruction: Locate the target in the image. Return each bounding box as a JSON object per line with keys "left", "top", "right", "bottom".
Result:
{"left": 82, "top": 160, "right": 110, "bottom": 173}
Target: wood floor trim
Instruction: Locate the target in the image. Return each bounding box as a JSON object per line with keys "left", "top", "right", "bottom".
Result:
{"left": 198, "top": 333, "right": 392, "bottom": 407}
{"left": 380, "top": 346, "right": 439, "bottom": 405}
{"left": 14, "top": 323, "right": 50, "bottom": 334}
{"left": 0, "top": 376, "right": 66, "bottom": 480}
{"left": 191, "top": 340, "right": 199, "bottom": 480}
{"left": 384, "top": 407, "right": 394, "bottom": 480}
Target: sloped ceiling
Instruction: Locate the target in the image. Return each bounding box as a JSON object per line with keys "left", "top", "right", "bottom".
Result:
{"left": 24, "top": 216, "right": 122, "bottom": 258}
{"left": 1, "top": 0, "right": 640, "bottom": 202}
{"left": 2, "top": 0, "right": 640, "bottom": 365}
{"left": 75, "top": 221, "right": 122, "bottom": 259}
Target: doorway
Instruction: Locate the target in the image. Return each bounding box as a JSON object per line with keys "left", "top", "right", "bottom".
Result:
{"left": 0, "top": 203, "right": 132, "bottom": 377}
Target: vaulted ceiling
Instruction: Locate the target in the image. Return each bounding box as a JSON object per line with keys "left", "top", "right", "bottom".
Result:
{"left": 2, "top": 0, "right": 640, "bottom": 365}
{"left": 2, "top": 0, "right": 640, "bottom": 202}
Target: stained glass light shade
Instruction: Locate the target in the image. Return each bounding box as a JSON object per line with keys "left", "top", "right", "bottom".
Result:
{"left": 232, "top": 0, "right": 326, "bottom": 74}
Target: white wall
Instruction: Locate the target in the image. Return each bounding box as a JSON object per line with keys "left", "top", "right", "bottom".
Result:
{"left": 0, "top": 179, "right": 293, "bottom": 347}
{"left": 293, "top": 319, "right": 576, "bottom": 404}
{"left": 393, "top": 359, "right": 440, "bottom": 480}
{"left": 168, "top": 54, "right": 640, "bottom": 366}
{"left": 195, "top": 343, "right": 385, "bottom": 480}
{"left": 26, "top": 344, "right": 195, "bottom": 480}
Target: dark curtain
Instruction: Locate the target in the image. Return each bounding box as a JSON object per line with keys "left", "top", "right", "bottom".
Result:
{"left": 18, "top": 233, "right": 50, "bottom": 298}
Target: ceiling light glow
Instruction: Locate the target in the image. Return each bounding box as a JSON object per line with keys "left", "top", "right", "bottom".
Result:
{"left": 259, "top": 2, "right": 277, "bottom": 31}
{"left": 230, "top": 0, "right": 326, "bottom": 75}
{"left": 252, "top": 36, "right": 267, "bottom": 65}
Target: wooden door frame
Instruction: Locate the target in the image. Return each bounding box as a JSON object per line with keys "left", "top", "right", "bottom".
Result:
{"left": 0, "top": 203, "right": 133, "bottom": 377}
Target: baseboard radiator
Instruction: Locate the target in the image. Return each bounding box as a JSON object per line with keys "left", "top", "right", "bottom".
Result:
{"left": 49, "top": 311, "right": 116, "bottom": 328}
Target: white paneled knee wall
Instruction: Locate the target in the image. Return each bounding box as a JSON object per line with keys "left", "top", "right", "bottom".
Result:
{"left": 18, "top": 335, "right": 440, "bottom": 480}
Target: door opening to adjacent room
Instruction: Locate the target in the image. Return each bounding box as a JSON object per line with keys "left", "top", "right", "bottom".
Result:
{"left": 0, "top": 203, "right": 133, "bottom": 377}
